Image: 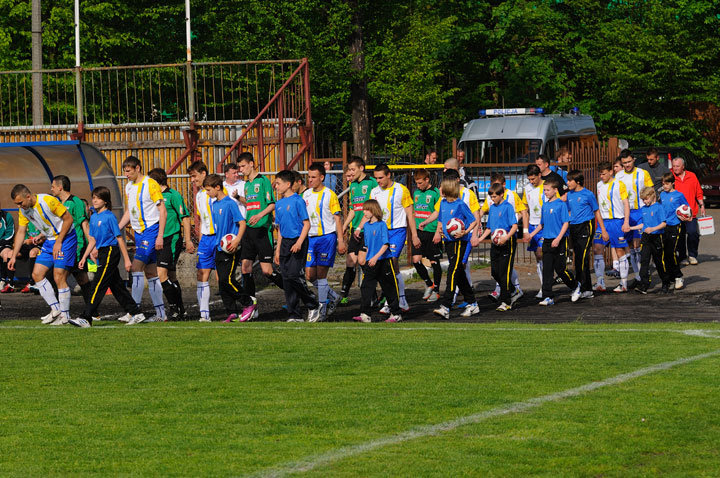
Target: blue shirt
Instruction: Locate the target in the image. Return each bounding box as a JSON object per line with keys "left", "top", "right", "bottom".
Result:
{"left": 211, "top": 196, "right": 246, "bottom": 251}
{"left": 323, "top": 173, "right": 339, "bottom": 192}
{"left": 641, "top": 202, "right": 665, "bottom": 234}
{"left": 550, "top": 165, "right": 568, "bottom": 182}
{"left": 275, "top": 193, "right": 309, "bottom": 238}
{"left": 541, "top": 198, "right": 570, "bottom": 238}
{"left": 89, "top": 209, "right": 121, "bottom": 248}
{"left": 439, "top": 198, "right": 476, "bottom": 242}
{"left": 659, "top": 190, "right": 690, "bottom": 226}
{"left": 364, "top": 220, "right": 392, "bottom": 261}
{"left": 487, "top": 200, "right": 517, "bottom": 234}
{"left": 567, "top": 188, "right": 598, "bottom": 224}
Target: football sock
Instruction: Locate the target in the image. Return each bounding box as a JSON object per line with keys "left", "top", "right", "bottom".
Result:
{"left": 162, "top": 279, "right": 180, "bottom": 308}
{"left": 36, "top": 278, "right": 60, "bottom": 313}
{"left": 148, "top": 277, "right": 166, "bottom": 319}
{"left": 511, "top": 269, "right": 521, "bottom": 290}
{"left": 465, "top": 266, "right": 473, "bottom": 290}
{"left": 413, "top": 261, "right": 433, "bottom": 287}
{"left": 316, "top": 279, "right": 329, "bottom": 304}
{"left": 131, "top": 272, "right": 145, "bottom": 305}
{"left": 618, "top": 256, "right": 629, "bottom": 287}
{"left": 432, "top": 263, "right": 442, "bottom": 290}
{"left": 327, "top": 286, "right": 340, "bottom": 302}
{"left": 341, "top": 267, "right": 356, "bottom": 297}
{"left": 594, "top": 255, "right": 605, "bottom": 286}
{"left": 536, "top": 260, "right": 544, "bottom": 287}
{"left": 58, "top": 287, "right": 71, "bottom": 319}
{"left": 493, "top": 283, "right": 501, "bottom": 295}
{"left": 630, "top": 248, "right": 641, "bottom": 280}
{"left": 172, "top": 280, "right": 185, "bottom": 310}
{"left": 197, "top": 281, "right": 210, "bottom": 320}
{"left": 268, "top": 271, "right": 284, "bottom": 289}
{"left": 243, "top": 273, "right": 255, "bottom": 297}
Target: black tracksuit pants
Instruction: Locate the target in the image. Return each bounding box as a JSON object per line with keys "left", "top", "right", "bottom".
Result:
{"left": 361, "top": 258, "right": 399, "bottom": 315}
{"left": 81, "top": 245, "right": 141, "bottom": 321}
{"left": 443, "top": 239, "right": 474, "bottom": 308}
{"left": 640, "top": 233, "right": 671, "bottom": 288}
{"left": 215, "top": 250, "right": 252, "bottom": 314}
{"left": 663, "top": 225, "right": 683, "bottom": 280}
{"left": 541, "top": 237, "right": 576, "bottom": 299}
{"left": 490, "top": 236, "right": 516, "bottom": 305}
{"left": 279, "top": 238, "right": 318, "bottom": 320}
{"left": 570, "top": 221, "right": 595, "bottom": 293}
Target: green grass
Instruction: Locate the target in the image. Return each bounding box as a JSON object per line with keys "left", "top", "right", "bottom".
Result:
{"left": 1, "top": 322, "right": 719, "bottom": 476}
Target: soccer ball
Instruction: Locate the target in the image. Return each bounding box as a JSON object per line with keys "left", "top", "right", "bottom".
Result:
{"left": 446, "top": 218, "right": 465, "bottom": 235}
{"left": 676, "top": 204, "right": 692, "bottom": 222}
{"left": 491, "top": 228, "right": 507, "bottom": 245}
{"left": 220, "top": 233, "right": 236, "bottom": 253}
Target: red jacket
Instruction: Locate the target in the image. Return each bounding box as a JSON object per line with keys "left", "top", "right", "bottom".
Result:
{"left": 673, "top": 170, "right": 703, "bottom": 217}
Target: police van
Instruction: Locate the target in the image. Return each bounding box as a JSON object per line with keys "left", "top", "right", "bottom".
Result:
{"left": 458, "top": 107, "right": 597, "bottom": 198}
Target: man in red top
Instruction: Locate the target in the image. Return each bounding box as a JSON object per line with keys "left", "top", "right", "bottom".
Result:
{"left": 672, "top": 157, "right": 705, "bottom": 265}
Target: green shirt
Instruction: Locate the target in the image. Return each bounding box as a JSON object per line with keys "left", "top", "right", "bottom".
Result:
{"left": 244, "top": 174, "right": 275, "bottom": 229}
{"left": 162, "top": 187, "right": 190, "bottom": 238}
{"left": 63, "top": 195, "right": 88, "bottom": 256}
{"left": 349, "top": 175, "right": 378, "bottom": 229}
{"left": 413, "top": 187, "right": 441, "bottom": 232}
{"left": 26, "top": 222, "right": 40, "bottom": 239}
{"left": 0, "top": 211, "right": 14, "bottom": 241}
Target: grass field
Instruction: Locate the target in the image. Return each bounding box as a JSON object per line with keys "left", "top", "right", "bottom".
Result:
{"left": 2, "top": 322, "right": 720, "bottom": 476}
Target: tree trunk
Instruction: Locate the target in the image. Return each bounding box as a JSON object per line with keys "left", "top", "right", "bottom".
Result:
{"left": 349, "top": 0, "right": 370, "bottom": 162}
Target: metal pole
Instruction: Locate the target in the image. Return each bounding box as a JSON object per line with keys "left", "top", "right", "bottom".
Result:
{"left": 74, "top": 0, "right": 84, "bottom": 131}
{"left": 185, "top": 0, "right": 195, "bottom": 122}
{"left": 31, "top": 0, "right": 43, "bottom": 125}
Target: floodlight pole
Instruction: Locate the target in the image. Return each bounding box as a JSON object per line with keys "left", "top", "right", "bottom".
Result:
{"left": 74, "top": 0, "right": 84, "bottom": 135}
{"left": 185, "top": 0, "right": 195, "bottom": 123}
{"left": 31, "top": 0, "right": 43, "bottom": 125}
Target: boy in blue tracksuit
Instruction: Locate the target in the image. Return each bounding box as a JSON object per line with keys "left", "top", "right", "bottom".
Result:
{"left": 659, "top": 172, "right": 690, "bottom": 290}
{"left": 631, "top": 187, "right": 671, "bottom": 294}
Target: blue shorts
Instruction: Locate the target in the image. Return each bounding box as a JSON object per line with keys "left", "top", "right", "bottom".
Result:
{"left": 627, "top": 209, "right": 643, "bottom": 241}
{"left": 36, "top": 230, "right": 77, "bottom": 270}
{"left": 527, "top": 223, "right": 544, "bottom": 252}
{"left": 197, "top": 234, "right": 217, "bottom": 270}
{"left": 388, "top": 228, "right": 407, "bottom": 258}
{"left": 133, "top": 223, "right": 159, "bottom": 264}
{"left": 593, "top": 224, "right": 609, "bottom": 246}
{"left": 307, "top": 232, "right": 337, "bottom": 267}
{"left": 603, "top": 218, "right": 628, "bottom": 249}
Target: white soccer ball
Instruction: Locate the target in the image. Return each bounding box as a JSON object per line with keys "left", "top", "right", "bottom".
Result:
{"left": 220, "top": 233, "right": 236, "bottom": 253}
{"left": 676, "top": 204, "right": 692, "bottom": 222}
{"left": 446, "top": 218, "right": 465, "bottom": 235}
{"left": 491, "top": 228, "right": 507, "bottom": 245}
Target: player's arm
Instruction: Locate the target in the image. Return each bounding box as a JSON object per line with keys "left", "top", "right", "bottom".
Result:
{"left": 334, "top": 213, "right": 347, "bottom": 254}
{"left": 520, "top": 209, "right": 529, "bottom": 234}
{"left": 294, "top": 219, "right": 310, "bottom": 253}
{"left": 79, "top": 235, "right": 97, "bottom": 269}
{"left": 7, "top": 224, "right": 28, "bottom": 270}
{"left": 181, "top": 216, "right": 194, "bottom": 253}
{"left": 227, "top": 219, "right": 245, "bottom": 253}
{"left": 497, "top": 221, "right": 518, "bottom": 245}
{"left": 342, "top": 210, "right": 355, "bottom": 232}
{"left": 621, "top": 198, "right": 631, "bottom": 232}
{"left": 354, "top": 216, "right": 368, "bottom": 238}
{"left": 368, "top": 243, "right": 388, "bottom": 267}
{"left": 249, "top": 203, "right": 275, "bottom": 226}
{"left": 420, "top": 210, "right": 440, "bottom": 230}
{"left": 118, "top": 205, "right": 130, "bottom": 229}
{"left": 551, "top": 222, "right": 568, "bottom": 247}
{"left": 154, "top": 200, "right": 167, "bottom": 250}
{"left": 274, "top": 229, "right": 283, "bottom": 265}
{"left": 404, "top": 204, "right": 420, "bottom": 247}
{"left": 523, "top": 223, "right": 543, "bottom": 242}
{"left": 117, "top": 233, "right": 133, "bottom": 272}
{"left": 477, "top": 226, "right": 492, "bottom": 242}
{"left": 595, "top": 211, "right": 609, "bottom": 241}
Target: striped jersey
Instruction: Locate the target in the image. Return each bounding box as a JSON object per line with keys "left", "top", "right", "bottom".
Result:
{"left": 481, "top": 189, "right": 526, "bottom": 219}
{"left": 18, "top": 194, "right": 68, "bottom": 240}
{"left": 414, "top": 187, "right": 441, "bottom": 232}
{"left": 195, "top": 189, "right": 216, "bottom": 236}
{"left": 596, "top": 179, "right": 628, "bottom": 219}
{"left": 125, "top": 176, "right": 164, "bottom": 233}
{"left": 370, "top": 182, "right": 414, "bottom": 230}
{"left": 302, "top": 186, "right": 341, "bottom": 237}
{"left": 615, "top": 168, "right": 653, "bottom": 210}
{"left": 522, "top": 181, "right": 545, "bottom": 225}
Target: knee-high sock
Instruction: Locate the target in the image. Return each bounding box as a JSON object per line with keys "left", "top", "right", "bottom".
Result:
{"left": 316, "top": 278, "right": 329, "bottom": 303}
{"left": 432, "top": 263, "right": 442, "bottom": 290}
{"left": 618, "top": 256, "right": 629, "bottom": 287}
{"left": 171, "top": 280, "right": 185, "bottom": 309}
{"left": 327, "top": 285, "right": 339, "bottom": 301}
{"left": 36, "top": 278, "right": 60, "bottom": 313}
{"left": 341, "top": 267, "right": 356, "bottom": 297}
{"left": 511, "top": 269, "right": 520, "bottom": 289}
{"left": 536, "top": 260, "right": 544, "bottom": 287}
{"left": 131, "top": 272, "right": 145, "bottom": 305}
{"left": 243, "top": 273, "right": 255, "bottom": 297}
{"left": 413, "top": 261, "right": 433, "bottom": 287}
{"left": 162, "top": 279, "right": 180, "bottom": 307}
{"left": 629, "top": 248, "right": 641, "bottom": 280}
{"left": 465, "top": 266, "right": 473, "bottom": 291}
{"left": 27, "top": 258, "right": 36, "bottom": 283}
{"left": 396, "top": 273, "right": 407, "bottom": 305}
{"left": 147, "top": 277, "right": 165, "bottom": 319}
{"left": 593, "top": 255, "right": 605, "bottom": 286}
{"left": 58, "top": 287, "right": 71, "bottom": 319}
{"left": 268, "top": 271, "right": 284, "bottom": 289}
{"left": 197, "top": 281, "right": 210, "bottom": 320}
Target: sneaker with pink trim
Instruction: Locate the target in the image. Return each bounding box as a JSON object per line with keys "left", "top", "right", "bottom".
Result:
{"left": 352, "top": 313, "right": 371, "bottom": 323}
{"left": 223, "top": 313, "right": 238, "bottom": 323}
{"left": 239, "top": 296, "right": 257, "bottom": 322}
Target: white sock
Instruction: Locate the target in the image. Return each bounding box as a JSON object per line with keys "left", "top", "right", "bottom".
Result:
{"left": 511, "top": 269, "right": 521, "bottom": 290}
{"left": 493, "top": 283, "right": 500, "bottom": 294}
{"left": 327, "top": 283, "right": 339, "bottom": 301}
{"left": 630, "top": 248, "right": 641, "bottom": 280}
{"left": 197, "top": 281, "right": 210, "bottom": 320}
{"left": 58, "top": 287, "right": 71, "bottom": 319}
{"left": 131, "top": 272, "right": 145, "bottom": 305}
{"left": 36, "top": 278, "right": 60, "bottom": 313}
{"left": 317, "top": 278, "right": 329, "bottom": 303}
{"left": 148, "top": 277, "right": 165, "bottom": 319}
{"left": 396, "top": 273, "right": 407, "bottom": 306}
{"left": 593, "top": 255, "right": 605, "bottom": 286}
{"left": 618, "top": 256, "right": 629, "bottom": 287}
{"left": 536, "top": 260, "right": 544, "bottom": 287}
{"left": 465, "top": 267, "right": 472, "bottom": 290}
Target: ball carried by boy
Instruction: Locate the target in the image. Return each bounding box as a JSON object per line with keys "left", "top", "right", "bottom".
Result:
{"left": 220, "top": 233, "right": 236, "bottom": 253}
{"left": 446, "top": 217, "right": 465, "bottom": 236}
{"left": 491, "top": 228, "right": 507, "bottom": 245}
{"left": 675, "top": 204, "right": 692, "bottom": 222}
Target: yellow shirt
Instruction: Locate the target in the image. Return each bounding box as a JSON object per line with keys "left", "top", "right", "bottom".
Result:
{"left": 18, "top": 194, "right": 68, "bottom": 240}
{"left": 125, "top": 176, "right": 164, "bottom": 232}
{"left": 370, "top": 182, "right": 414, "bottom": 229}
{"left": 303, "top": 186, "right": 341, "bottom": 237}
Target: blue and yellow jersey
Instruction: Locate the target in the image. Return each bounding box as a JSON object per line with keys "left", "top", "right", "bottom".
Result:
{"left": 302, "top": 186, "right": 341, "bottom": 237}
{"left": 597, "top": 179, "right": 629, "bottom": 220}
{"left": 370, "top": 182, "right": 413, "bottom": 229}
{"left": 125, "top": 175, "right": 164, "bottom": 233}
{"left": 18, "top": 194, "right": 68, "bottom": 241}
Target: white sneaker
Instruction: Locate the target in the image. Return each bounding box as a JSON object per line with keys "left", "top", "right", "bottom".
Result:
{"left": 307, "top": 307, "right": 321, "bottom": 322}
{"left": 118, "top": 313, "right": 133, "bottom": 323}
{"left": 144, "top": 316, "right": 163, "bottom": 322}
{"left": 422, "top": 285, "right": 434, "bottom": 300}
{"left": 352, "top": 313, "right": 371, "bottom": 323}
{"left": 535, "top": 290, "right": 543, "bottom": 299}
{"left": 488, "top": 290, "right": 500, "bottom": 301}
{"left": 385, "top": 314, "right": 402, "bottom": 323}
{"left": 126, "top": 313, "right": 147, "bottom": 325}
{"left": 571, "top": 285, "right": 582, "bottom": 303}
{"left": 287, "top": 318, "right": 305, "bottom": 322}
{"left": 460, "top": 303, "right": 480, "bottom": 317}
{"left": 399, "top": 298, "right": 410, "bottom": 313}
{"left": 613, "top": 284, "right": 627, "bottom": 293}
{"left": 539, "top": 297, "right": 555, "bottom": 306}
{"left": 593, "top": 283, "right": 606, "bottom": 292}
{"left": 580, "top": 291, "right": 594, "bottom": 299}
{"left": 510, "top": 288, "right": 524, "bottom": 305}
{"left": 675, "top": 277, "right": 684, "bottom": 290}
{"left": 252, "top": 308, "right": 259, "bottom": 319}
{"left": 68, "top": 317, "right": 91, "bottom": 328}
{"left": 91, "top": 316, "right": 101, "bottom": 322}
{"left": 198, "top": 317, "right": 212, "bottom": 323}
{"left": 379, "top": 303, "right": 391, "bottom": 315}
{"left": 427, "top": 291, "right": 439, "bottom": 302}
{"left": 688, "top": 257, "right": 698, "bottom": 265}
{"left": 49, "top": 314, "right": 68, "bottom": 326}
{"left": 496, "top": 302, "right": 512, "bottom": 312}
{"left": 680, "top": 259, "right": 690, "bottom": 266}
{"left": 433, "top": 305, "right": 450, "bottom": 319}
{"left": 41, "top": 310, "right": 61, "bottom": 324}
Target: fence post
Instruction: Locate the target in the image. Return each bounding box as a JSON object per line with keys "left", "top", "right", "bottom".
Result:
{"left": 74, "top": 67, "right": 84, "bottom": 140}
{"left": 278, "top": 94, "right": 286, "bottom": 169}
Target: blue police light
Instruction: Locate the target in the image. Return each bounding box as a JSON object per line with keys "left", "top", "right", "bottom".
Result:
{"left": 572, "top": 107, "right": 580, "bottom": 115}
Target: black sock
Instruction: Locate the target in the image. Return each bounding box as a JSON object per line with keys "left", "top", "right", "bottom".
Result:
{"left": 432, "top": 263, "right": 442, "bottom": 290}
{"left": 0, "top": 260, "right": 7, "bottom": 282}
{"left": 341, "top": 267, "right": 356, "bottom": 297}
{"left": 269, "top": 271, "right": 284, "bottom": 289}
{"left": 413, "top": 262, "right": 433, "bottom": 287}
{"left": 161, "top": 279, "right": 180, "bottom": 308}
{"left": 243, "top": 273, "right": 256, "bottom": 297}
{"left": 79, "top": 281, "right": 93, "bottom": 304}
{"left": 172, "top": 280, "right": 185, "bottom": 312}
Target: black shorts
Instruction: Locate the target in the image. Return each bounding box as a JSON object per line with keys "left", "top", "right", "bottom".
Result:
{"left": 347, "top": 231, "right": 364, "bottom": 255}
{"left": 240, "top": 226, "right": 274, "bottom": 263}
{"left": 0, "top": 239, "right": 12, "bottom": 253}
{"left": 411, "top": 229, "right": 443, "bottom": 262}
{"left": 157, "top": 234, "right": 183, "bottom": 271}
{"left": 18, "top": 243, "right": 39, "bottom": 258}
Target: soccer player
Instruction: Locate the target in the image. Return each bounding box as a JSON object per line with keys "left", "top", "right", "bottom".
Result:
{"left": 476, "top": 183, "right": 518, "bottom": 311}
{"left": 629, "top": 187, "right": 670, "bottom": 294}
{"left": 524, "top": 178, "right": 577, "bottom": 305}
{"left": 340, "top": 156, "right": 377, "bottom": 305}
{"left": 412, "top": 169, "right": 443, "bottom": 302}
{"left": 535, "top": 154, "right": 567, "bottom": 194}
{"left": 615, "top": 149, "right": 654, "bottom": 284}
{"left": 68, "top": 187, "right": 145, "bottom": 327}
{"left": 566, "top": 170, "right": 607, "bottom": 302}
{"left": 303, "top": 162, "right": 346, "bottom": 320}
{"left": 594, "top": 161, "right": 632, "bottom": 292}
{"left": 223, "top": 161, "right": 246, "bottom": 217}
{"left": 0, "top": 201, "right": 16, "bottom": 292}
{"left": 50, "top": 175, "right": 93, "bottom": 305}
{"left": 118, "top": 156, "right": 168, "bottom": 324}
{"left": 273, "top": 170, "right": 320, "bottom": 323}
{"left": 659, "top": 173, "right": 690, "bottom": 290}
{"left": 237, "top": 152, "right": 284, "bottom": 302}
{"left": 7, "top": 184, "right": 77, "bottom": 324}
{"left": 353, "top": 199, "right": 402, "bottom": 323}
{"left": 148, "top": 168, "right": 194, "bottom": 320}
{"left": 521, "top": 165, "right": 545, "bottom": 298}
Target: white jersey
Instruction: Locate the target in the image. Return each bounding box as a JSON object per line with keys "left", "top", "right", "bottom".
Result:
{"left": 18, "top": 193, "right": 67, "bottom": 240}
{"left": 223, "top": 179, "right": 246, "bottom": 217}
{"left": 303, "top": 186, "right": 341, "bottom": 237}
{"left": 597, "top": 179, "right": 628, "bottom": 220}
{"left": 195, "top": 189, "right": 216, "bottom": 236}
{"left": 615, "top": 168, "right": 653, "bottom": 210}
{"left": 371, "top": 182, "right": 414, "bottom": 230}
{"left": 125, "top": 176, "right": 163, "bottom": 233}
{"left": 522, "top": 181, "right": 545, "bottom": 225}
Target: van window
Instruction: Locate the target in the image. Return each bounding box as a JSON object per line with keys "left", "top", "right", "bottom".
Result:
{"left": 464, "top": 139, "right": 542, "bottom": 164}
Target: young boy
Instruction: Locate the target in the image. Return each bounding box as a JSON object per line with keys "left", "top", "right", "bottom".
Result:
{"left": 566, "top": 170, "right": 607, "bottom": 302}
{"left": 630, "top": 187, "right": 671, "bottom": 294}
{"left": 521, "top": 164, "right": 545, "bottom": 298}
{"left": 659, "top": 172, "right": 690, "bottom": 290}
{"left": 412, "top": 169, "right": 443, "bottom": 302}
{"left": 476, "top": 183, "right": 518, "bottom": 311}
{"left": 117, "top": 156, "right": 168, "bottom": 323}
{"left": 149, "top": 168, "right": 194, "bottom": 320}
{"left": 273, "top": 170, "right": 320, "bottom": 322}
{"left": 205, "top": 174, "right": 256, "bottom": 322}
{"left": 525, "top": 178, "right": 577, "bottom": 305}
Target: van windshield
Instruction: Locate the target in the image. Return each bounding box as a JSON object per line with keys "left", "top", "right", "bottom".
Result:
{"left": 463, "top": 139, "right": 542, "bottom": 164}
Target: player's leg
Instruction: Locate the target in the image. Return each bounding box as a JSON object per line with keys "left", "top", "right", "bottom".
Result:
{"left": 614, "top": 247, "right": 630, "bottom": 292}
{"left": 340, "top": 233, "right": 360, "bottom": 303}
{"left": 359, "top": 262, "right": 379, "bottom": 319}
{"left": 654, "top": 236, "right": 671, "bottom": 291}
{"left": 686, "top": 218, "right": 700, "bottom": 263}
{"left": 540, "top": 241, "right": 556, "bottom": 300}
{"left": 33, "top": 258, "right": 61, "bottom": 321}
{"left": 258, "top": 226, "right": 283, "bottom": 288}
{"left": 380, "top": 258, "right": 401, "bottom": 319}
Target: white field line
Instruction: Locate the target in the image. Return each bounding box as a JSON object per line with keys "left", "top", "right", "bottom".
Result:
{"left": 249, "top": 347, "right": 720, "bottom": 478}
